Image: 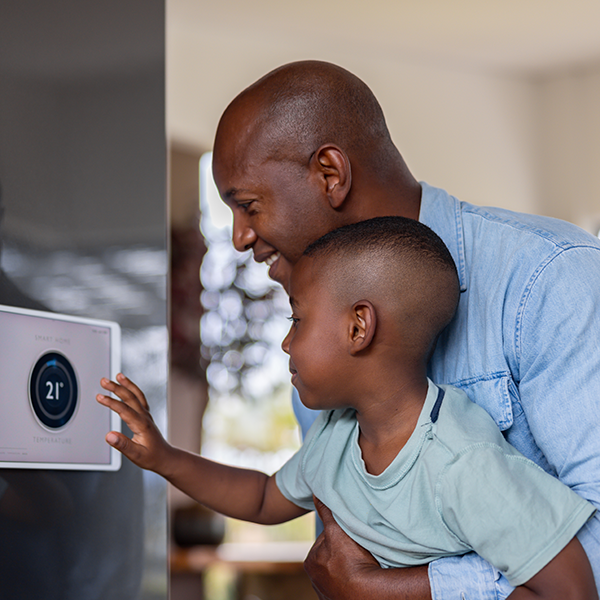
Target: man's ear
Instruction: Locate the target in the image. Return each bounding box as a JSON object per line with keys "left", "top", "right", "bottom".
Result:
{"left": 310, "top": 144, "right": 352, "bottom": 209}
{"left": 348, "top": 300, "right": 376, "bottom": 355}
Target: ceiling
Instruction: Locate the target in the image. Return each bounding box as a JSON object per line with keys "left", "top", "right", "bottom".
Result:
{"left": 167, "top": 0, "right": 600, "bottom": 76}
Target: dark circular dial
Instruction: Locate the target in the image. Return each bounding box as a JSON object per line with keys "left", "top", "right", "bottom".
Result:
{"left": 29, "top": 352, "right": 78, "bottom": 429}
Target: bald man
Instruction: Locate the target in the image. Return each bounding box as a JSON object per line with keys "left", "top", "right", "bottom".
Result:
{"left": 212, "top": 61, "right": 600, "bottom": 600}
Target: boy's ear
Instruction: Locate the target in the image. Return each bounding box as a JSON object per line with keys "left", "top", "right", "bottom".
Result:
{"left": 348, "top": 300, "right": 376, "bottom": 355}
{"left": 310, "top": 144, "right": 352, "bottom": 209}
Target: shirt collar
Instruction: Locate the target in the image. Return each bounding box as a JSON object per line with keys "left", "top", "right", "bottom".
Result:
{"left": 350, "top": 379, "right": 441, "bottom": 490}
{"left": 418, "top": 182, "right": 468, "bottom": 293}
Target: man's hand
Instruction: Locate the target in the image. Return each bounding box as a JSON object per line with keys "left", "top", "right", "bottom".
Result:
{"left": 305, "top": 497, "right": 431, "bottom": 600}
{"left": 97, "top": 373, "right": 174, "bottom": 474}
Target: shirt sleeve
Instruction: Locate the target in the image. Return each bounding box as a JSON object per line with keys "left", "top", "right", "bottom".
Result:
{"left": 275, "top": 409, "right": 331, "bottom": 512}
{"left": 516, "top": 247, "right": 600, "bottom": 580}
{"left": 429, "top": 552, "right": 514, "bottom": 600}
{"left": 437, "top": 444, "right": 596, "bottom": 587}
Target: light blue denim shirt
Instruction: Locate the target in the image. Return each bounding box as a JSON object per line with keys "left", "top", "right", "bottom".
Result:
{"left": 293, "top": 182, "right": 600, "bottom": 598}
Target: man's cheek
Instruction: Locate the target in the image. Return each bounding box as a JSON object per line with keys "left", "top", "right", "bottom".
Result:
{"left": 276, "top": 257, "right": 294, "bottom": 293}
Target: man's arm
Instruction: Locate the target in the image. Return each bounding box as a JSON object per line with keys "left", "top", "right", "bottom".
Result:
{"left": 516, "top": 248, "right": 600, "bottom": 580}
{"left": 98, "top": 374, "right": 307, "bottom": 525}
{"left": 307, "top": 500, "right": 597, "bottom": 600}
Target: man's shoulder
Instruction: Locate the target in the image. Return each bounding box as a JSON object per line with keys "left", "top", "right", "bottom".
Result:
{"left": 460, "top": 202, "right": 599, "bottom": 250}
{"left": 421, "top": 182, "right": 600, "bottom": 251}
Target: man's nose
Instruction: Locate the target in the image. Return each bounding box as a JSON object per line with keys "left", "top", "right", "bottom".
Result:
{"left": 232, "top": 215, "right": 257, "bottom": 252}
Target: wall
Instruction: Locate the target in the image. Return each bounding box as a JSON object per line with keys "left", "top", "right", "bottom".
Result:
{"left": 167, "top": 22, "right": 600, "bottom": 229}
{"left": 0, "top": 2, "right": 168, "bottom": 599}
{"left": 167, "top": 31, "right": 539, "bottom": 215}
{"left": 535, "top": 64, "right": 600, "bottom": 231}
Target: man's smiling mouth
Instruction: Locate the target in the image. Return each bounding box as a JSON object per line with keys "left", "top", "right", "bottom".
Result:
{"left": 264, "top": 251, "right": 280, "bottom": 266}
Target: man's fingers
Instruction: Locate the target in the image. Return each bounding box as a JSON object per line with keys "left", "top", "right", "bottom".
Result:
{"left": 97, "top": 392, "right": 135, "bottom": 418}
{"left": 106, "top": 431, "right": 126, "bottom": 448}
{"left": 313, "top": 496, "right": 335, "bottom": 527}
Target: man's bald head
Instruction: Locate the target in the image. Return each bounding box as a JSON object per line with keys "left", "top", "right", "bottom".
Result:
{"left": 212, "top": 61, "right": 422, "bottom": 286}
{"left": 214, "top": 60, "right": 396, "bottom": 167}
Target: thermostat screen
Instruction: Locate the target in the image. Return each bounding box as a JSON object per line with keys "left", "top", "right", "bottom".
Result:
{"left": 0, "top": 305, "right": 121, "bottom": 471}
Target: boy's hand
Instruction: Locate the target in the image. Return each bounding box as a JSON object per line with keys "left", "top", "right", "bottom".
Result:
{"left": 97, "top": 374, "right": 173, "bottom": 473}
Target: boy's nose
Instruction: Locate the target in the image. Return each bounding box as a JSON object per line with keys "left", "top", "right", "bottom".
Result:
{"left": 281, "top": 328, "right": 292, "bottom": 354}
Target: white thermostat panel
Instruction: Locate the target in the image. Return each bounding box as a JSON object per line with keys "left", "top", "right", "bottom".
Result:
{"left": 0, "top": 304, "right": 121, "bottom": 471}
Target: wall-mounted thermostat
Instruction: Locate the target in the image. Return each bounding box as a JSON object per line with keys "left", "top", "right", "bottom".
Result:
{"left": 0, "top": 304, "right": 121, "bottom": 471}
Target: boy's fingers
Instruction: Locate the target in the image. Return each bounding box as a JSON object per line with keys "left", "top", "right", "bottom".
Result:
{"left": 106, "top": 431, "right": 123, "bottom": 447}
{"left": 96, "top": 393, "right": 146, "bottom": 432}
{"left": 100, "top": 377, "right": 145, "bottom": 410}
{"left": 115, "top": 373, "right": 150, "bottom": 411}
{"left": 105, "top": 431, "right": 142, "bottom": 463}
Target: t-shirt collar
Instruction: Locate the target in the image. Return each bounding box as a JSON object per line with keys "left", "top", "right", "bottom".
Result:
{"left": 350, "top": 379, "right": 441, "bottom": 490}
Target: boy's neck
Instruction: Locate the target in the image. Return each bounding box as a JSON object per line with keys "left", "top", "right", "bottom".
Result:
{"left": 355, "top": 376, "right": 429, "bottom": 477}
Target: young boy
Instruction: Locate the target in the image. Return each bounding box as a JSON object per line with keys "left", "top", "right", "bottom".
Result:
{"left": 98, "top": 217, "right": 597, "bottom": 599}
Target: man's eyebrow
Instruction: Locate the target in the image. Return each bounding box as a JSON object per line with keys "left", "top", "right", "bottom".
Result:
{"left": 221, "top": 187, "right": 238, "bottom": 200}
{"left": 223, "top": 187, "right": 255, "bottom": 200}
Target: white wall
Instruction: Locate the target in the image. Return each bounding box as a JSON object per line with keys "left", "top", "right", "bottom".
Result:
{"left": 167, "top": 25, "right": 600, "bottom": 229}
{"left": 535, "top": 65, "right": 600, "bottom": 231}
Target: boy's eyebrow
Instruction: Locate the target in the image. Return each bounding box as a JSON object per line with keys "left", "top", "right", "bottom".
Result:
{"left": 289, "top": 296, "right": 303, "bottom": 312}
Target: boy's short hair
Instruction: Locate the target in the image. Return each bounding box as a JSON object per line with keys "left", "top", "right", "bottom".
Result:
{"left": 303, "top": 216, "right": 460, "bottom": 360}
{"left": 304, "top": 216, "right": 456, "bottom": 273}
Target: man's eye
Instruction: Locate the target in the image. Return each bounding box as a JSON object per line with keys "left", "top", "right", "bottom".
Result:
{"left": 238, "top": 200, "right": 255, "bottom": 213}
{"left": 287, "top": 316, "right": 299, "bottom": 325}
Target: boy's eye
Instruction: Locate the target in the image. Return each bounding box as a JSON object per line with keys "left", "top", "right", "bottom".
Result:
{"left": 287, "top": 316, "right": 299, "bottom": 325}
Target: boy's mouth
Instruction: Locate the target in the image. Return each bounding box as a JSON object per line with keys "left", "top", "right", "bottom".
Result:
{"left": 288, "top": 362, "right": 298, "bottom": 384}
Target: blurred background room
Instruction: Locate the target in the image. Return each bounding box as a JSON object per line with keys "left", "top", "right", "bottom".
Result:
{"left": 1, "top": 2, "right": 599, "bottom": 600}
{"left": 166, "top": 3, "right": 600, "bottom": 598}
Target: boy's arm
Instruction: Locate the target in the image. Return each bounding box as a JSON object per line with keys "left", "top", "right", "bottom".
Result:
{"left": 97, "top": 374, "right": 308, "bottom": 525}
{"left": 508, "top": 537, "right": 597, "bottom": 600}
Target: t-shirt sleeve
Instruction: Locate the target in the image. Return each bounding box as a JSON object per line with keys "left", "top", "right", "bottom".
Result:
{"left": 437, "top": 444, "right": 596, "bottom": 587}
{"left": 275, "top": 410, "right": 332, "bottom": 512}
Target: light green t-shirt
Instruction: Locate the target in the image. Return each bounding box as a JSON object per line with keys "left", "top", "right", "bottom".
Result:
{"left": 276, "top": 380, "right": 595, "bottom": 586}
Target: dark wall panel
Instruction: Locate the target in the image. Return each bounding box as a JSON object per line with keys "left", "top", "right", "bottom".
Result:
{"left": 0, "top": 2, "right": 167, "bottom": 599}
